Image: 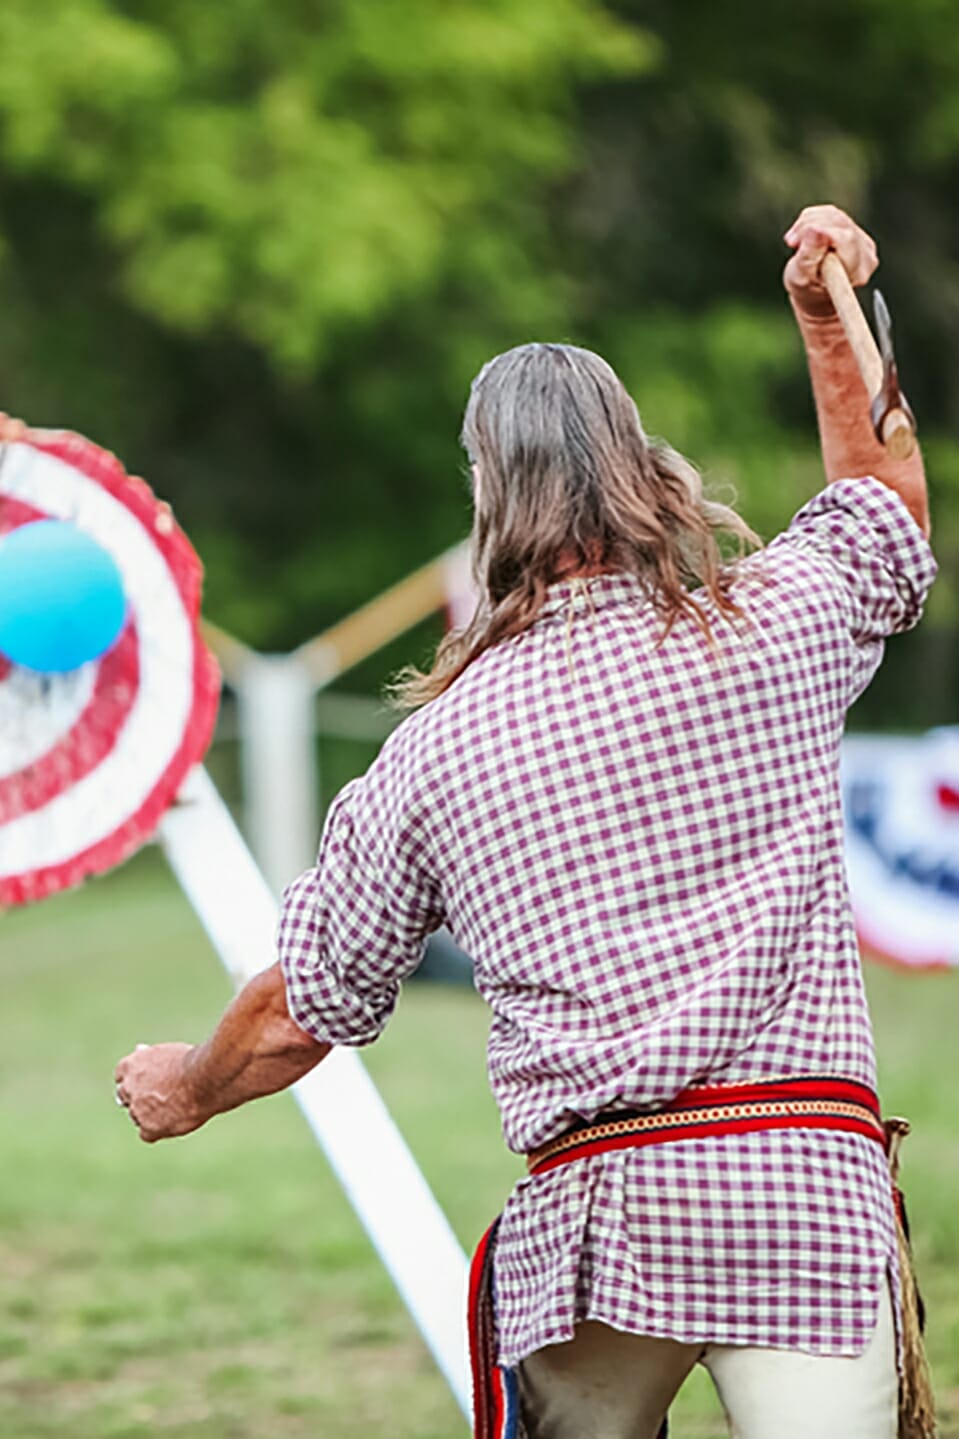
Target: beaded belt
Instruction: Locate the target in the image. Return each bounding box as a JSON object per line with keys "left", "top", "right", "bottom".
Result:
{"left": 526, "top": 1075, "right": 885, "bottom": 1176}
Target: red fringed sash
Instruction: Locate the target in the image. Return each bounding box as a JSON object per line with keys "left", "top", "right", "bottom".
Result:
{"left": 469, "top": 1218, "right": 520, "bottom": 1439}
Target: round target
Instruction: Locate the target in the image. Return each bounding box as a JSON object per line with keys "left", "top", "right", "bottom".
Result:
{"left": 0, "top": 420, "right": 220, "bottom": 906}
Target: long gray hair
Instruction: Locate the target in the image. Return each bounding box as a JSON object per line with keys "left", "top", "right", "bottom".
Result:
{"left": 393, "top": 342, "right": 757, "bottom": 707}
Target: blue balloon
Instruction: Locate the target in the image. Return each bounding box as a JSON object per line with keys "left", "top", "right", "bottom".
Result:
{"left": 0, "top": 520, "right": 127, "bottom": 673}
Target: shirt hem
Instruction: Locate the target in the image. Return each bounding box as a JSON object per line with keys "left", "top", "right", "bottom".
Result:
{"left": 497, "top": 1274, "right": 893, "bottom": 1369}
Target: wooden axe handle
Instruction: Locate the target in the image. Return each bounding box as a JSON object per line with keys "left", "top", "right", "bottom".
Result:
{"left": 819, "top": 252, "right": 916, "bottom": 459}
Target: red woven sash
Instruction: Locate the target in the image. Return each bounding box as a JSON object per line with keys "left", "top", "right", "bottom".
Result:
{"left": 526, "top": 1076, "right": 885, "bottom": 1176}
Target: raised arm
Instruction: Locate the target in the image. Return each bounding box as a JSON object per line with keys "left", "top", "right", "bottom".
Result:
{"left": 114, "top": 962, "right": 329, "bottom": 1143}
{"left": 783, "top": 204, "right": 930, "bottom": 537}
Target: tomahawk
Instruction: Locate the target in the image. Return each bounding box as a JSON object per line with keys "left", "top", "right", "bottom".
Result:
{"left": 820, "top": 250, "right": 917, "bottom": 459}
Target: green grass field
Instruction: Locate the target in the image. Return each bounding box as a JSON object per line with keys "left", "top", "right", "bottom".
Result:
{"left": 2, "top": 849, "right": 957, "bottom": 1438}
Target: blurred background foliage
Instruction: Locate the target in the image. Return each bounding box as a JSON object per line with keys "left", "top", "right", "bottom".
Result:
{"left": 0, "top": 0, "right": 956, "bottom": 724}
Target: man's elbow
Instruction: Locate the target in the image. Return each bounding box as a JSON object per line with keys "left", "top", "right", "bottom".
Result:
{"left": 263, "top": 962, "right": 331, "bottom": 1060}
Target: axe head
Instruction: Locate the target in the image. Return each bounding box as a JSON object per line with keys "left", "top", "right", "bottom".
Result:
{"left": 870, "top": 289, "right": 916, "bottom": 452}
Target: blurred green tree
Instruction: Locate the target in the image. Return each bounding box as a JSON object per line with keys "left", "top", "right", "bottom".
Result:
{"left": 0, "top": 0, "right": 648, "bottom": 365}
{"left": 575, "top": 0, "right": 959, "bottom": 724}
{"left": 0, "top": 0, "right": 955, "bottom": 724}
{"left": 0, "top": 0, "right": 649, "bottom": 642}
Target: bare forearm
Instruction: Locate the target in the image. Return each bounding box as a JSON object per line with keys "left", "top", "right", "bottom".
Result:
{"left": 115, "top": 962, "right": 330, "bottom": 1141}
{"left": 783, "top": 205, "right": 930, "bottom": 537}
{"left": 185, "top": 963, "right": 330, "bottom": 1121}
{"left": 793, "top": 300, "right": 930, "bottom": 536}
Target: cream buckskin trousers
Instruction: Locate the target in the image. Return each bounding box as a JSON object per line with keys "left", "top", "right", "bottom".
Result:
{"left": 518, "top": 1288, "right": 897, "bottom": 1439}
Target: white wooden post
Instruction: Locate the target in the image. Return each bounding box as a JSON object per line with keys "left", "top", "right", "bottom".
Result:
{"left": 236, "top": 655, "right": 320, "bottom": 893}
{"left": 158, "top": 765, "right": 472, "bottom": 1421}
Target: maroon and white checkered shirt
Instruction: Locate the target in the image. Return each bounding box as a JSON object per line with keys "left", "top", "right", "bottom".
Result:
{"left": 280, "top": 477, "right": 936, "bottom": 1365}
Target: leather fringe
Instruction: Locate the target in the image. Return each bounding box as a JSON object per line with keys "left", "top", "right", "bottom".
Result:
{"left": 885, "top": 1118, "right": 937, "bottom": 1439}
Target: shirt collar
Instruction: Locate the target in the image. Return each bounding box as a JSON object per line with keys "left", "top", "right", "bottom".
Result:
{"left": 536, "top": 571, "right": 650, "bottom": 621}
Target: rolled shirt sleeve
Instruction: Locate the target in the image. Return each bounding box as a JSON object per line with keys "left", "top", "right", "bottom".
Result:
{"left": 278, "top": 766, "right": 445, "bottom": 1047}
{"left": 767, "top": 476, "right": 937, "bottom": 701}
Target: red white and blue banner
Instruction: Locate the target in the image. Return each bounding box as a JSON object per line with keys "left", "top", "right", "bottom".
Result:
{"left": 841, "top": 730, "right": 959, "bottom": 969}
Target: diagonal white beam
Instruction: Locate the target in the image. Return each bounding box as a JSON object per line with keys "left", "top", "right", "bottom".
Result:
{"left": 158, "top": 764, "right": 472, "bottom": 1421}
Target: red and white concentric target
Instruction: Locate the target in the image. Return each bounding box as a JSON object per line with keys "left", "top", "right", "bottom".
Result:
{"left": 0, "top": 423, "right": 220, "bottom": 906}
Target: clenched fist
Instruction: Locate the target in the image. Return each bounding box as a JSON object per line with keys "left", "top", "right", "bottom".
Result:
{"left": 114, "top": 1041, "right": 208, "bottom": 1143}
{"left": 783, "top": 204, "right": 878, "bottom": 317}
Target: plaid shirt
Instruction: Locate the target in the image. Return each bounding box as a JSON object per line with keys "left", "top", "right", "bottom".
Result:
{"left": 280, "top": 478, "right": 937, "bottom": 1365}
